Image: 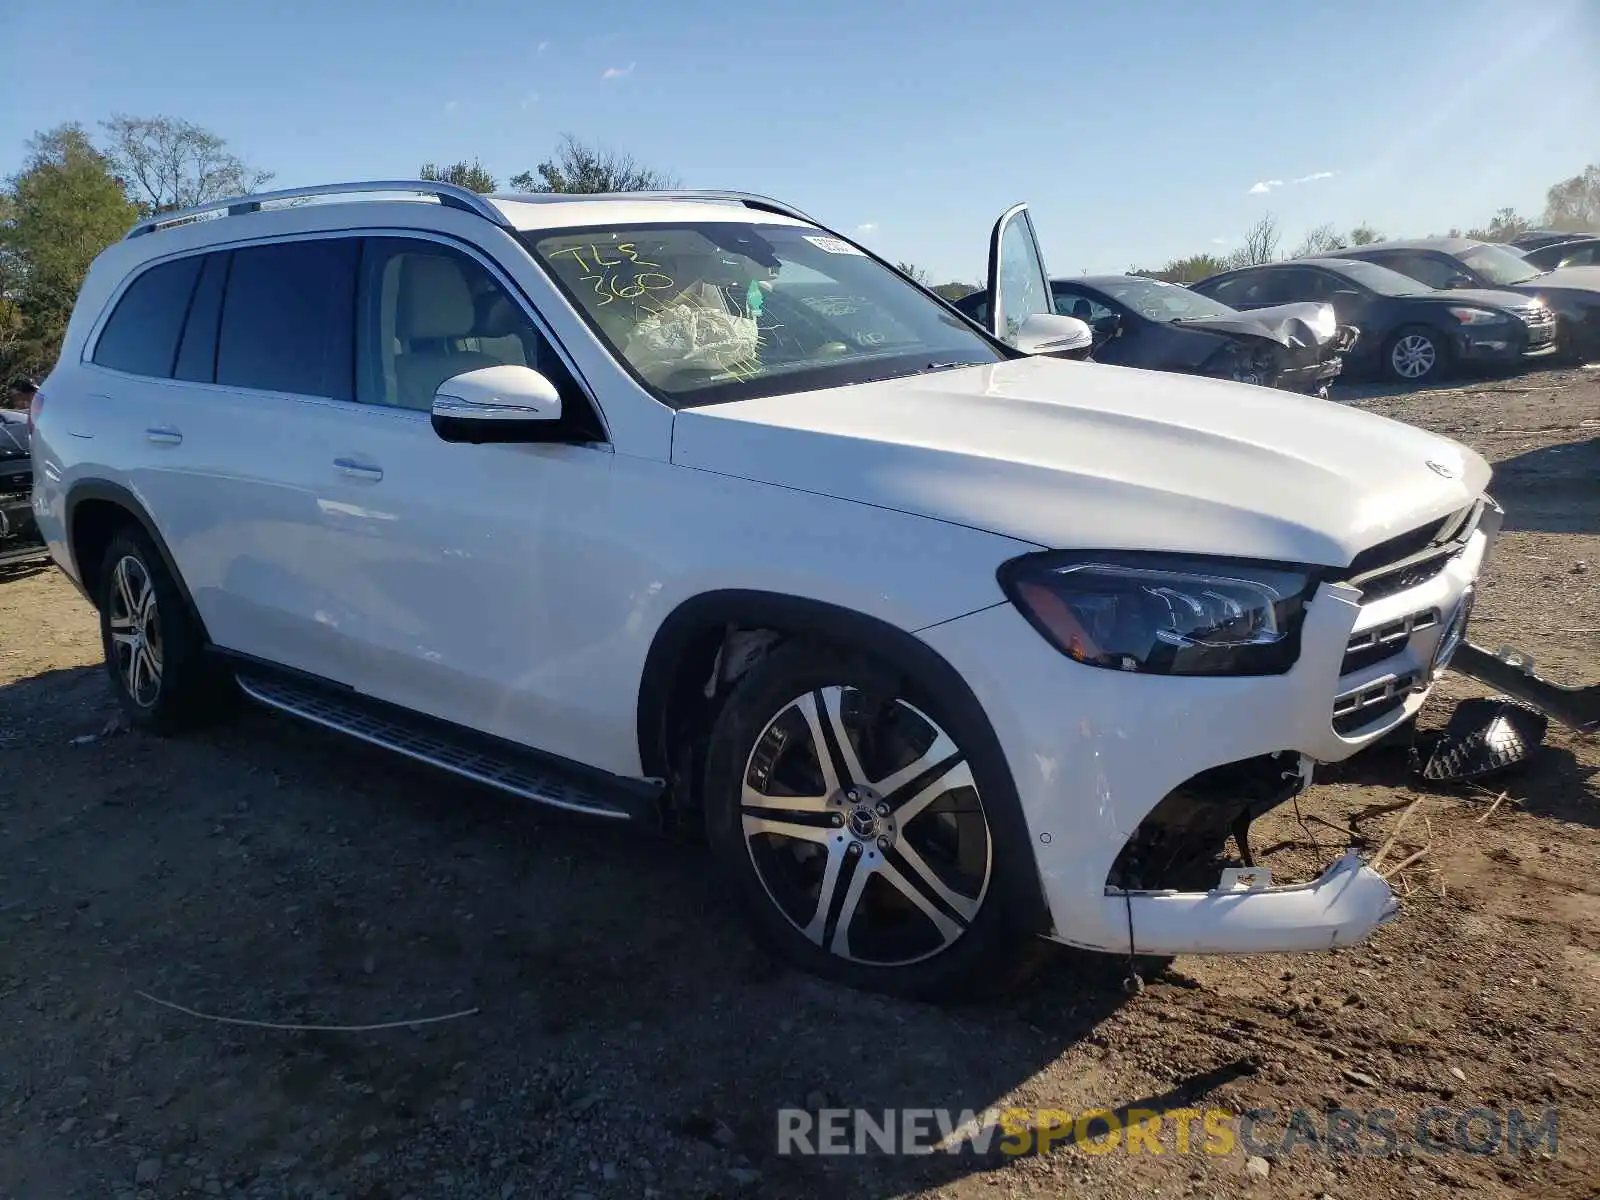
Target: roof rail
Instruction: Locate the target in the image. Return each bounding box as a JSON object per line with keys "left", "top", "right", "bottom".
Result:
{"left": 486, "top": 189, "right": 820, "bottom": 226}
{"left": 124, "top": 180, "right": 513, "bottom": 240}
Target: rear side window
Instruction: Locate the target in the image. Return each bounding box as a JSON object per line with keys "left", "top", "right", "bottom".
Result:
{"left": 174, "top": 252, "right": 231, "bottom": 383}
{"left": 92, "top": 256, "right": 204, "bottom": 377}
{"left": 216, "top": 239, "right": 359, "bottom": 400}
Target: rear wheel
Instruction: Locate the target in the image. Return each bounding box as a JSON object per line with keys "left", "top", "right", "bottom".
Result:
{"left": 97, "top": 527, "right": 227, "bottom": 733}
{"left": 1383, "top": 325, "right": 1449, "bottom": 384}
{"left": 703, "top": 642, "right": 1043, "bottom": 1000}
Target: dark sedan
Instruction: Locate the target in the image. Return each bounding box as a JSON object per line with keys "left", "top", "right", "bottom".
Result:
{"left": 954, "top": 275, "right": 1352, "bottom": 394}
{"left": 1522, "top": 236, "right": 1600, "bottom": 271}
{"left": 1192, "top": 257, "right": 1557, "bottom": 384}
{"left": 1327, "top": 237, "right": 1600, "bottom": 361}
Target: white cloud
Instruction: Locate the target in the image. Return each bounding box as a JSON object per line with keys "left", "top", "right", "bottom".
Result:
{"left": 520, "top": 92, "right": 539, "bottom": 110}
{"left": 537, "top": 40, "right": 549, "bottom": 52}
{"left": 1251, "top": 170, "right": 1337, "bottom": 194}
{"left": 856, "top": 222, "right": 878, "bottom": 234}
{"left": 443, "top": 99, "right": 460, "bottom": 114}
{"left": 1210, "top": 237, "right": 1228, "bottom": 245}
{"left": 601, "top": 62, "right": 635, "bottom": 80}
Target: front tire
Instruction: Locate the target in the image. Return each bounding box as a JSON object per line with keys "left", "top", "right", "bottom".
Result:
{"left": 97, "top": 527, "right": 224, "bottom": 734}
{"left": 1383, "top": 325, "right": 1450, "bottom": 384}
{"left": 702, "top": 642, "right": 1042, "bottom": 1000}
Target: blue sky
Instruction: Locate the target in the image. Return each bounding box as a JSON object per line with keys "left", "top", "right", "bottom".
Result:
{"left": 2, "top": 0, "right": 1596, "bottom": 281}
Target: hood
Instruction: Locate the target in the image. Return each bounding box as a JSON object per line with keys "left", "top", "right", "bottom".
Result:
{"left": 1409, "top": 287, "right": 1541, "bottom": 310}
{"left": 670, "top": 357, "right": 1490, "bottom": 568}
{"left": 1174, "top": 301, "right": 1340, "bottom": 349}
{"left": 1502, "top": 264, "right": 1600, "bottom": 302}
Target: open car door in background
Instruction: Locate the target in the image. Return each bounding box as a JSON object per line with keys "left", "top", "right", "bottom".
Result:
{"left": 985, "top": 203, "right": 1053, "bottom": 347}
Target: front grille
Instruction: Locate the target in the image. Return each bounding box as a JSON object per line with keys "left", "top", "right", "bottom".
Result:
{"left": 1515, "top": 305, "right": 1558, "bottom": 345}
{"left": 1332, "top": 670, "right": 1421, "bottom": 735}
{"left": 1340, "top": 502, "right": 1479, "bottom": 601}
{"left": 1329, "top": 503, "right": 1482, "bottom": 734}
{"left": 1341, "top": 609, "right": 1439, "bottom": 674}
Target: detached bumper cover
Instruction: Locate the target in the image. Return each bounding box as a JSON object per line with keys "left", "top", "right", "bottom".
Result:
{"left": 1054, "top": 852, "right": 1399, "bottom": 957}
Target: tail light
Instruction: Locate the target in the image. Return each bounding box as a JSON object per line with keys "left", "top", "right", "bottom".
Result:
{"left": 27, "top": 390, "right": 42, "bottom": 439}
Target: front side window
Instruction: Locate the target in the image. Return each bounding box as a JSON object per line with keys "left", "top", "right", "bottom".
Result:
{"left": 1377, "top": 252, "right": 1460, "bottom": 291}
{"left": 92, "top": 256, "right": 204, "bottom": 377}
{"left": 525, "top": 222, "right": 1004, "bottom": 408}
{"left": 1325, "top": 259, "right": 1428, "bottom": 296}
{"left": 1052, "top": 287, "right": 1117, "bottom": 323}
{"left": 1196, "top": 271, "right": 1278, "bottom": 307}
{"left": 216, "top": 238, "right": 358, "bottom": 400}
{"left": 357, "top": 238, "right": 564, "bottom": 411}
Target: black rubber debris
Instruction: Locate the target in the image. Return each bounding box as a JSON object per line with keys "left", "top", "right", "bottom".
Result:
{"left": 1416, "top": 696, "right": 1549, "bottom": 783}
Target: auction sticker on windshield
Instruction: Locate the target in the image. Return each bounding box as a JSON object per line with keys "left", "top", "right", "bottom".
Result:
{"left": 804, "top": 235, "right": 865, "bottom": 255}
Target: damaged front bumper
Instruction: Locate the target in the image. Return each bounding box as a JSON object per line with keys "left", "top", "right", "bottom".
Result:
{"left": 1053, "top": 851, "right": 1400, "bottom": 957}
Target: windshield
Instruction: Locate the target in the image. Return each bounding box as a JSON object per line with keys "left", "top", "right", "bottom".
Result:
{"left": 1327, "top": 259, "right": 1432, "bottom": 296}
{"left": 524, "top": 222, "right": 1005, "bottom": 408}
{"left": 1092, "top": 277, "right": 1238, "bottom": 321}
{"left": 1458, "top": 243, "right": 1541, "bottom": 286}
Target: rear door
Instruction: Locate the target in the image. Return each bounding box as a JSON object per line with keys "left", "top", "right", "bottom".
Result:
{"left": 142, "top": 236, "right": 366, "bottom": 680}
{"left": 983, "top": 204, "right": 1054, "bottom": 346}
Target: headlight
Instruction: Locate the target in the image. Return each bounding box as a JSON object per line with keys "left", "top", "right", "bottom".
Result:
{"left": 998, "top": 551, "right": 1318, "bottom": 676}
{"left": 1447, "top": 307, "right": 1506, "bottom": 325}
{"left": 1304, "top": 304, "right": 1337, "bottom": 342}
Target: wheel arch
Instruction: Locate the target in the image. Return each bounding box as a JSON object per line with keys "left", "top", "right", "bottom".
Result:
{"left": 636, "top": 589, "right": 1052, "bottom": 934}
{"left": 64, "top": 481, "right": 207, "bottom": 636}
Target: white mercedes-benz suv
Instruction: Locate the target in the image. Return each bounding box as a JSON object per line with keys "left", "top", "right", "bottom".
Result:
{"left": 29, "top": 182, "right": 1495, "bottom": 998}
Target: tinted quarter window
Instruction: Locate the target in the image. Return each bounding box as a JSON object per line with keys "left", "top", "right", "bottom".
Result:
{"left": 174, "top": 252, "right": 230, "bottom": 383}
{"left": 217, "top": 239, "right": 358, "bottom": 400}
{"left": 92, "top": 255, "right": 204, "bottom": 378}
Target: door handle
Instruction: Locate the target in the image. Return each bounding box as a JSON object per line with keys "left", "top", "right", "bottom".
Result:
{"left": 144, "top": 427, "right": 183, "bottom": 446}
{"left": 333, "top": 458, "right": 383, "bottom": 482}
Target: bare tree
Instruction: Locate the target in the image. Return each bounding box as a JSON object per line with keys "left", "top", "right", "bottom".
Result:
{"left": 1291, "top": 222, "right": 1345, "bottom": 258}
{"left": 99, "top": 115, "right": 272, "bottom": 214}
{"left": 1229, "top": 213, "right": 1281, "bottom": 268}
{"left": 896, "top": 261, "right": 932, "bottom": 286}
{"left": 508, "top": 134, "right": 678, "bottom": 194}
{"left": 1346, "top": 223, "right": 1384, "bottom": 246}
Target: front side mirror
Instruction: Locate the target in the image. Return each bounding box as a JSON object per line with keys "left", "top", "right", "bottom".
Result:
{"left": 431, "top": 365, "right": 563, "bottom": 443}
{"left": 1014, "top": 313, "right": 1094, "bottom": 357}
{"left": 1091, "top": 313, "right": 1122, "bottom": 337}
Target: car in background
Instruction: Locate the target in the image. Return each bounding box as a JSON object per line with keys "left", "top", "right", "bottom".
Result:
{"left": 1522, "top": 236, "right": 1600, "bottom": 271}
{"left": 0, "top": 408, "right": 41, "bottom": 557}
{"left": 1328, "top": 238, "right": 1600, "bottom": 362}
{"left": 953, "top": 275, "right": 1353, "bottom": 395}
{"left": 1192, "top": 257, "right": 1557, "bottom": 384}
{"left": 1511, "top": 228, "right": 1592, "bottom": 251}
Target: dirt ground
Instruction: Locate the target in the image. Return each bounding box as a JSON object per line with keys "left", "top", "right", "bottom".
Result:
{"left": 1, "top": 365, "right": 1596, "bottom": 1200}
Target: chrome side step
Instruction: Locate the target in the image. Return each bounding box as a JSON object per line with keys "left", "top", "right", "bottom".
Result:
{"left": 235, "top": 673, "right": 657, "bottom": 821}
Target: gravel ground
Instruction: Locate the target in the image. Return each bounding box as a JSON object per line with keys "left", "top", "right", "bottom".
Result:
{"left": 1, "top": 364, "right": 1596, "bottom": 1200}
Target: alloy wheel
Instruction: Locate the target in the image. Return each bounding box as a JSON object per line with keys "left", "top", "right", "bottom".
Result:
{"left": 1391, "top": 334, "right": 1437, "bottom": 379}
{"left": 739, "top": 686, "right": 992, "bottom": 966}
{"left": 107, "top": 554, "right": 163, "bottom": 707}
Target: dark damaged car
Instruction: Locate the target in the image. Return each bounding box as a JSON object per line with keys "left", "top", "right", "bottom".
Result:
{"left": 1330, "top": 238, "right": 1600, "bottom": 363}
{"left": 955, "top": 274, "right": 1354, "bottom": 395}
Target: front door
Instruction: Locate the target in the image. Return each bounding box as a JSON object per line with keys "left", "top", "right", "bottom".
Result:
{"left": 982, "top": 204, "right": 1055, "bottom": 346}
{"left": 314, "top": 235, "right": 625, "bottom": 766}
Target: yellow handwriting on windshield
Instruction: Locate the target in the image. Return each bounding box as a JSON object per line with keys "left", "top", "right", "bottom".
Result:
{"left": 550, "top": 243, "right": 671, "bottom": 308}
